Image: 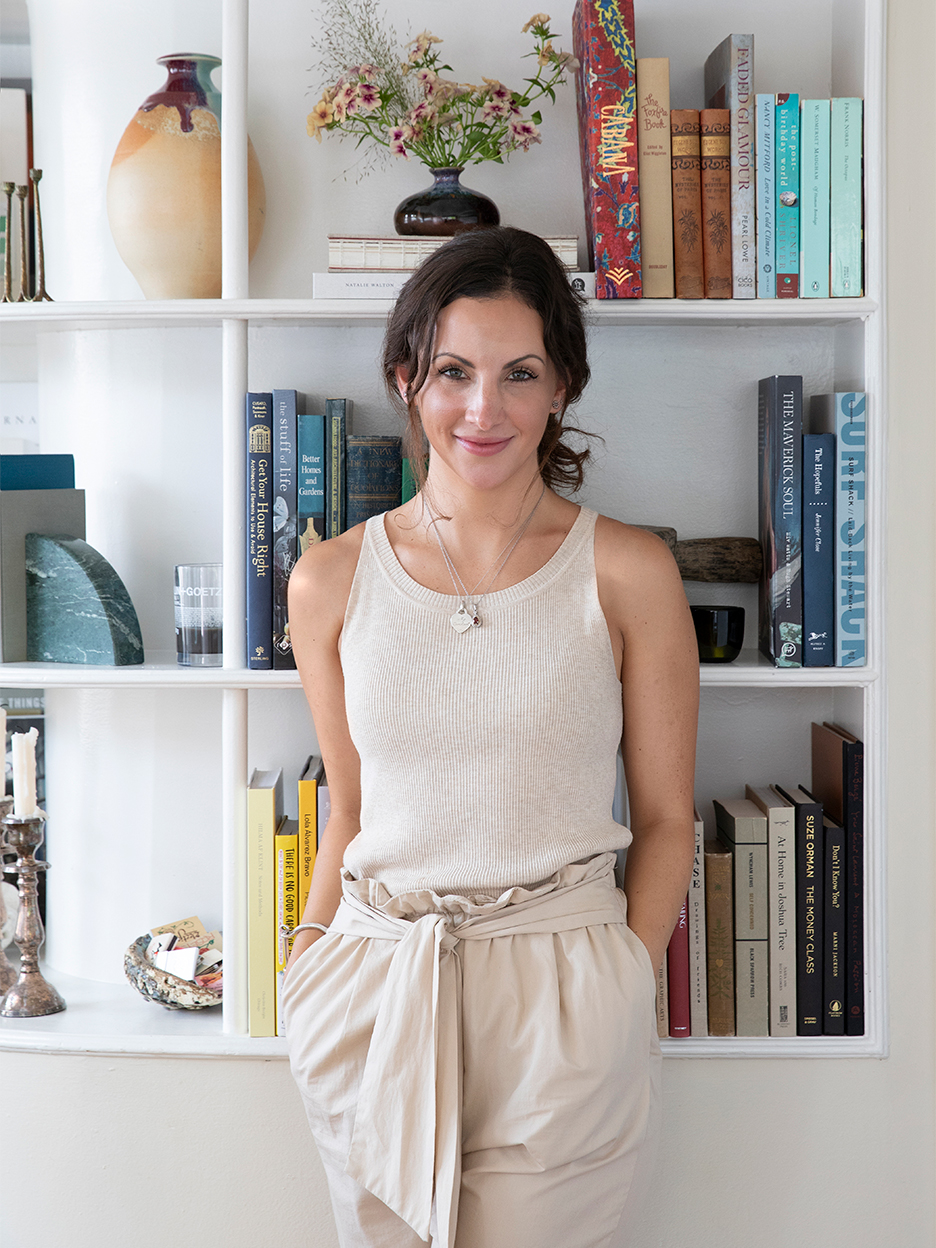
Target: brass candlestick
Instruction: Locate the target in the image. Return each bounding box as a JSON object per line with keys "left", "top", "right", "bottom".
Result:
{"left": 14, "top": 185, "right": 29, "bottom": 302}
{"left": 29, "top": 170, "right": 52, "bottom": 302}
{"left": 0, "top": 797, "right": 16, "bottom": 993}
{"left": 1, "top": 182, "right": 14, "bottom": 302}
{"left": 0, "top": 812, "right": 65, "bottom": 1017}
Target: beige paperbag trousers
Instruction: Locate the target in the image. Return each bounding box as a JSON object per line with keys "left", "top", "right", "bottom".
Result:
{"left": 283, "top": 853, "right": 661, "bottom": 1248}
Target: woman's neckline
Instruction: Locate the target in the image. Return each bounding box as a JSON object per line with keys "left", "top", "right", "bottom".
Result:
{"left": 373, "top": 503, "right": 590, "bottom": 611}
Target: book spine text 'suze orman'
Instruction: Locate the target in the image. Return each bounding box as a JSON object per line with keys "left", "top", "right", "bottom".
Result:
{"left": 703, "top": 34, "right": 756, "bottom": 298}
{"left": 246, "top": 393, "right": 273, "bottom": 670}
{"left": 775, "top": 94, "right": 800, "bottom": 297}
{"left": 573, "top": 0, "right": 642, "bottom": 298}
{"left": 758, "top": 376, "right": 803, "bottom": 666}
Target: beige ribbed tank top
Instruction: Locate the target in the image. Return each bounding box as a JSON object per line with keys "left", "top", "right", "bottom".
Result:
{"left": 340, "top": 505, "right": 630, "bottom": 896}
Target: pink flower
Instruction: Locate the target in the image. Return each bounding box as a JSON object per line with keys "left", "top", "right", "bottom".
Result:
{"left": 482, "top": 97, "right": 511, "bottom": 122}
{"left": 409, "top": 100, "right": 437, "bottom": 124}
{"left": 415, "top": 67, "right": 439, "bottom": 93}
{"left": 482, "top": 78, "right": 512, "bottom": 103}
{"left": 508, "top": 116, "right": 542, "bottom": 150}
{"left": 387, "top": 125, "right": 410, "bottom": 158}
{"left": 356, "top": 82, "right": 382, "bottom": 112}
{"left": 358, "top": 63, "right": 380, "bottom": 82}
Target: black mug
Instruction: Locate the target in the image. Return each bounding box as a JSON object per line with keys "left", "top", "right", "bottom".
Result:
{"left": 690, "top": 605, "right": 745, "bottom": 663}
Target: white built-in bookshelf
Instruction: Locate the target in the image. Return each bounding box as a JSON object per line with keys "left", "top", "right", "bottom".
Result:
{"left": 0, "top": 0, "right": 885, "bottom": 1059}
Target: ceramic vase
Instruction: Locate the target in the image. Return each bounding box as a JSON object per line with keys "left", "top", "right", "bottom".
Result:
{"left": 393, "top": 167, "right": 499, "bottom": 237}
{"left": 107, "top": 53, "right": 266, "bottom": 299}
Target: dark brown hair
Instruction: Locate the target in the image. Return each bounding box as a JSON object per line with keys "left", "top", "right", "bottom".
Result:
{"left": 382, "top": 226, "right": 594, "bottom": 494}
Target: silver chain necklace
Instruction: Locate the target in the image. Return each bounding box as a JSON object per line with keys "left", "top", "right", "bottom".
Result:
{"left": 425, "top": 483, "right": 547, "bottom": 632}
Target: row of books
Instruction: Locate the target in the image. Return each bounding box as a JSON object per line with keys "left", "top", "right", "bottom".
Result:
{"left": 758, "top": 382, "right": 867, "bottom": 668}
{"left": 659, "top": 721, "right": 864, "bottom": 1038}
{"left": 246, "top": 391, "right": 405, "bottom": 669}
{"left": 573, "top": 4, "right": 863, "bottom": 299}
{"left": 247, "top": 756, "right": 326, "bottom": 1038}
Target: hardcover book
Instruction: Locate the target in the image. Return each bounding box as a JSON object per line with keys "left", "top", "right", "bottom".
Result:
{"left": 326, "top": 235, "right": 579, "bottom": 271}
{"left": 704, "top": 34, "right": 756, "bottom": 298}
{"left": 774, "top": 784, "right": 823, "bottom": 1035}
{"left": 688, "top": 807, "right": 708, "bottom": 1036}
{"left": 247, "top": 768, "right": 283, "bottom": 1038}
{"left": 755, "top": 94, "right": 775, "bottom": 298}
{"left": 800, "top": 100, "right": 831, "bottom": 298}
{"left": 802, "top": 431, "right": 836, "bottom": 666}
{"left": 298, "top": 754, "right": 323, "bottom": 919}
{"left": 700, "top": 109, "right": 732, "bottom": 298}
{"left": 831, "top": 99, "right": 863, "bottom": 297}
{"left": 809, "top": 392, "right": 867, "bottom": 665}
{"left": 714, "top": 797, "right": 768, "bottom": 1037}
{"left": 246, "top": 393, "right": 274, "bottom": 670}
{"left": 325, "top": 398, "right": 351, "bottom": 539}
{"left": 670, "top": 110, "right": 704, "bottom": 299}
{"left": 272, "top": 389, "right": 298, "bottom": 670}
{"left": 655, "top": 957, "right": 669, "bottom": 1039}
{"left": 0, "top": 454, "right": 75, "bottom": 490}
{"left": 746, "top": 784, "right": 797, "bottom": 1036}
{"left": 636, "top": 58, "right": 674, "bottom": 298}
{"left": 297, "top": 412, "right": 327, "bottom": 555}
{"left": 704, "top": 837, "right": 735, "bottom": 1036}
{"left": 572, "top": 0, "right": 642, "bottom": 298}
{"left": 345, "top": 435, "right": 403, "bottom": 528}
{"left": 274, "top": 818, "right": 299, "bottom": 1036}
{"left": 758, "top": 375, "right": 804, "bottom": 666}
{"left": 811, "top": 722, "right": 864, "bottom": 1034}
{"left": 667, "top": 895, "right": 691, "bottom": 1037}
{"left": 822, "top": 814, "right": 846, "bottom": 1034}
{"left": 775, "top": 93, "right": 801, "bottom": 297}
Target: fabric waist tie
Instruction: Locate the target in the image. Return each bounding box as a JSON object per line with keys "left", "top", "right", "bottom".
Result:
{"left": 330, "top": 854, "right": 626, "bottom": 1248}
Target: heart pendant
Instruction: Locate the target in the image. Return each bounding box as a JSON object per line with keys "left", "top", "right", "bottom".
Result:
{"left": 450, "top": 606, "right": 473, "bottom": 633}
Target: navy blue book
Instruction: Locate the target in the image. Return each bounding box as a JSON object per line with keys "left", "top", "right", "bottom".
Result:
{"left": 246, "top": 392, "right": 274, "bottom": 670}
{"left": 0, "top": 454, "right": 75, "bottom": 490}
{"left": 802, "top": 432, "right": 836, "bottom": 666}
{"left": 775, "top": 785, "right": 823, "bottom": 1035}
{"left": 345, "top": 436, "right": 402, "bottom": 529}
{"left": 297, "top": 413, "right": 326, "bottom": 554}
{"left": 325, "top": 398, "right": 351, "bottom": 539}
{"left": 272, "top": 389, "right": 298, "bottom": 671}
{"left": 821, "top": 814, "right": 846, "bottom": 1035}
{"left": 757, "top": 376, "right": 803, "bottom": 667}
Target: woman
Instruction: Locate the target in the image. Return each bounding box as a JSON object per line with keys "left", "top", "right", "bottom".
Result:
{"left": 283, "top": 226, "right": 699, "bottom": 1248}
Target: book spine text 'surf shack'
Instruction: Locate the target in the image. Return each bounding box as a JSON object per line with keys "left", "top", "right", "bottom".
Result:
{"left": 271, "top": 389, "right": 298, "bottom": 670}
{"left": 758, "top": 375, "right": 803, "bottom": 666}
{"left": 246, "top": 392, "right": 274, "bottom": 670}
{"left": 573, "top": 0, "right": 642, "bottom": 298}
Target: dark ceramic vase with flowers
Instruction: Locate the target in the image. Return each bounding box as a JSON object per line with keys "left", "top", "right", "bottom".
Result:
{"left": 393, "top": 167, "right": 500, "bottom": 236}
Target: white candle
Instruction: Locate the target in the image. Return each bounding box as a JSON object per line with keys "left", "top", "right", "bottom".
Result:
{"left": 11, "top": 727, "right": 38, "bottom": 817}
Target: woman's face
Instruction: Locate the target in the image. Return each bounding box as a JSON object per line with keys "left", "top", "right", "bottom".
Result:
{"left": 399, "top": 294, "right": 565, "bottom": 493}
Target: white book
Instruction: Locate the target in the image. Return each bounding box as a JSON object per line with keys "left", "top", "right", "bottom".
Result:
{"left": 688, "top": 806, "right": 708, "bottom": 1036}
{"left": 747, "top": 784, "right": 797, "bottom": 1036}
{"left": 313, "top": 270, "right": 596, "bottom": 299}
{"left": 327, "top": 234, "right": 579, "bottom": 271}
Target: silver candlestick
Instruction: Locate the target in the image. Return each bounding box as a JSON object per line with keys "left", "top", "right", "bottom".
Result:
{"left": 29, "top": 170, "right": 52, "bottom": 302}
{"left": 0, "top": 812, "right": 65, "bottom": 1017}
{"left": 14, "top": 185, "right": 29, "bottom": 303}
{"left": 0, "top": 797, "right": 16, "bottom": 992}
{"left": 1, "top": 183, "right": 14, "bottom": 302}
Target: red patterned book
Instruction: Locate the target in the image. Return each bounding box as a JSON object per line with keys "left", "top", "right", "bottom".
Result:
{"left": 667, "top": 895, "right": 691, "bottom": 1037}
{"left": 573, "top": 0, "right": 642, "bottom": 298}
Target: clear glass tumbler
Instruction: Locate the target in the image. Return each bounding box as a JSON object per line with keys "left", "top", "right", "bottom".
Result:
{"left": 173, "top": 564, "right": 223, "bottom": 667}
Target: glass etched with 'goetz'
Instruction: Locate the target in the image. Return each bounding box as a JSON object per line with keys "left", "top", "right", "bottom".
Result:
{"left": 174, "top": 564, "right": 223, "bottom": 666}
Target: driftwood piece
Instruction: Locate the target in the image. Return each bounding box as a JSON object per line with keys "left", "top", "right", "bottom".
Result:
{"left": 634, "top": 527, "right": 763, "bottom": 584}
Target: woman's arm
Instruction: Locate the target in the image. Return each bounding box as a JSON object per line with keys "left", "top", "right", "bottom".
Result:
{"left": 284, "top": 527, "right": 366, "bottom": 972}
{"left": 595, "top": 518, "right": 700, "bottom": 973}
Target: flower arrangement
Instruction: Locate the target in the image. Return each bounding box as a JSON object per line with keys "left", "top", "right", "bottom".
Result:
{"left": 307, "top": 2, "right": 577, "bottom": 170}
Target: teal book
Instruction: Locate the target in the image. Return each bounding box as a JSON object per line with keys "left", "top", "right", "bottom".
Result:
{"left": 325, "top": 398, "right": 351, "bottom": 539}
{"left": 297, "top": 413, "right": 326, "bottom": 554}
{"left": 800, "top": 100, "right": 831, "bottom": 298}
{"left": 831, "top": 98, "right": 863, "bottom": 297}
{"left": 775, "top": 93, "right": 800, "bottom": 297}
{"left": 809, "top": 392, "right": 867, "bottom": 666}
{"left": 755, "top": 93, "right": 775, "bottom": 298}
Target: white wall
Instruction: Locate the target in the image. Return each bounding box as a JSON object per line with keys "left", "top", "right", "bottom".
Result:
{"left": 1, "top": 1, "right": 933, "bottom": 1247}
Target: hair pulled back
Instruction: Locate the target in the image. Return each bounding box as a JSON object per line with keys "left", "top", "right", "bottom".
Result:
{"left": 382, "top": 226, "right": 594, "bottom": 494}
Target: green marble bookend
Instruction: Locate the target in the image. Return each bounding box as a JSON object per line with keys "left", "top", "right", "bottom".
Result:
{"left": 25, "top": 533, "right": 144, "bottom": 665}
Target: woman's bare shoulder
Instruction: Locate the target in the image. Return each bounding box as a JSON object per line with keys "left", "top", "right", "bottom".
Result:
{"left": 288, "top": 522, "right": 368, "bottom": 629}
{"left": 593, "top": 513, "right": 681, "bottom": 583}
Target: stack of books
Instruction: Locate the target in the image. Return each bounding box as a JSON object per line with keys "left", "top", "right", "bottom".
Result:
{"left": 572, "top": 2, "right": 864, "bottom": 300}
{"left": 246, "top": 391, "right": 404, "bottom": 670}
{"left": 657, "top": 721, "right": 864, "bottom": 1039}
{"left": 758, "top": 380, "right": 867, "bottom": 669}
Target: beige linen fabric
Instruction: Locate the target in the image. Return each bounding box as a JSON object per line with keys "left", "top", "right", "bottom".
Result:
{"left": 284, "top": 853, "right": 661, "bottom": 1248}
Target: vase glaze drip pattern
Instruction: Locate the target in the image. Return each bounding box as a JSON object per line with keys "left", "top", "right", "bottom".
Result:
{"left": 107, "top": 53, "right": 265, "bottom": 299}
{"left": 394, "top": 168, "right": 499, "bottom": 237}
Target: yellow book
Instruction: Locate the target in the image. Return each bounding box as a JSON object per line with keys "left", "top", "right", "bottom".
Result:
{"left": 275, "top": 818, "right": 299, "bottom": 1037}
{"left": 298, "top": 755, "right": 323, "bottom": 918}
{"left": 247, "top": 768, "right": 282, "bottom": 1038}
